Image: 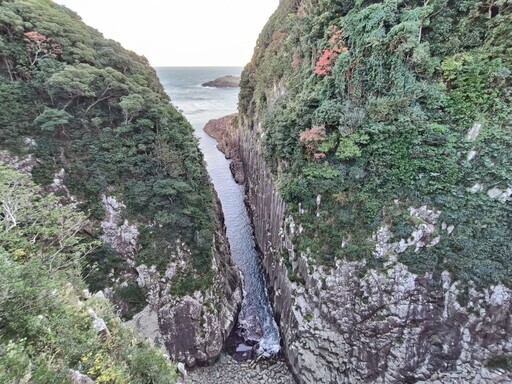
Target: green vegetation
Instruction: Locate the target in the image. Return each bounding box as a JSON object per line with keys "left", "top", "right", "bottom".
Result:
{"left": 0, "top": 1, "right": 223, "bottom": 379}
{"left": 240, "top": 0, "right": 512, "bottom": 287}
{"left": 0, "top": 0, "right": 218, "bottom": 299}
{"left": 0, "top": 163, "right": 177, "bottom": 383}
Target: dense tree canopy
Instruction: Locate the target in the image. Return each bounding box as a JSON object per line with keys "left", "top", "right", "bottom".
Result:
{"left": 240, "top": 0, "right": 512, "bottom": 288}
{"left": 0, "top": 0, "right": 218, "bottom": 298}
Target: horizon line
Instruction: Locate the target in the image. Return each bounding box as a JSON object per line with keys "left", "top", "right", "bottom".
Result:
{"left": 152, "top": 65, "right": 246, "bottom": 68}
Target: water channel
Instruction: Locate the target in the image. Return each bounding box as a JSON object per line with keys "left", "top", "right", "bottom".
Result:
{"left": 156, "top": 67, "right": 281, "bottom": 356}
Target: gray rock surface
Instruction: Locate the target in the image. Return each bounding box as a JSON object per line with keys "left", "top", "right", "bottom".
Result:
{"left": 188, "top": 354, "right": 295, "bottom": 384}
{"left": 101, "top": 194, "right": 243, "bottom": 367}
{"left": 203, "top": 114, "right": 245, "bottom": 183}
{"left": 100, "top": 195, "right": 139, "bottom": 258}
{"left": 88, "top": 308, "right": 110, "bottom": 339}
{"left": 238, "top": 123, "right": 512, "bottom": 384}
{"left": 70, "top": 370, "right": 95, "bottom": 384}
{"left": 0, "top": 150, "right": 35, "bottom": 173}
{"left": 201, "top": 75, "right": 240, "bottom": 88}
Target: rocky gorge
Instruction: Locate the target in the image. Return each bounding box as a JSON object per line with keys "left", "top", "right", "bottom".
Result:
{"left": 2, "top": 0, "right": 512, "bottom": 383}
{"left": 203, "top": 108, "right": 512, "bottom": 382}
{"left": 227, "top": 0, "right": 512, "bottom": 382}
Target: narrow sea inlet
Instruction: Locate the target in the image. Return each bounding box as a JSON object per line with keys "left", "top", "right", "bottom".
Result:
{"left": 156, "top": 67, "right": 281, "bottom": 357}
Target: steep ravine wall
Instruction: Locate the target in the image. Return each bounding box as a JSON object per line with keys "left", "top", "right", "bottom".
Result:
{"left": 1, "top": 150, "right": 243, "bottom": 368}
{"left": 238, "top": 124, "right": 512, "bottom": 384}
{"left": 101, "top": 192, "right": 242, "bottom": 368}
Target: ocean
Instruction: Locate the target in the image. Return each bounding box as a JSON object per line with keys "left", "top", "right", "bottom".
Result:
{"left": 155, "top": 67, "right": 281, "bottom": 357}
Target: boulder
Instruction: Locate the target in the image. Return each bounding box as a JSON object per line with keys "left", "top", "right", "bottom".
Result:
{"left": 70, "top": 370, "right": 95, "bottom": 384}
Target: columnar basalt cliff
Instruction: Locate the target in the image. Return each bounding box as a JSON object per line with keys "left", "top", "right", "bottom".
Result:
{"left": 240, "top": 128, "right": 512, "bottom": 383}
{"left": 238, "top": 0, "right": 512, "bottom": 382}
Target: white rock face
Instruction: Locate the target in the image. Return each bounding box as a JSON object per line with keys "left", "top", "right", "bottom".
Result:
{"left": 467, "top": 149, "right": 477, "bottom": 162}
{"left": 468, "top": 183, "right": 484, "bottom": 194}
{"left": 70, "top": 370, "right": 95, "bottom": 384}
{"left": 487, "top": 186, "right": 512, "bottom": 203}
{"left": 88, "top": 308, "right": 110, "bottom": 338}
{"left": 100, "top": 195, "right": 139, "bottom": 258}
{"left": 374, "top": 206, "right": 442, "bottom": 258}
{"left": 467, "top": 123, "right": 482, "bottom": 141}
{"left": 0, "top": 151, "right": 35, "bottom": 173}
{"left": 126, "top": 305, "right": 163, "bottom": 346}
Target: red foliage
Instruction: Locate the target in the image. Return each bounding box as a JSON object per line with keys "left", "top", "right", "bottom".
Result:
{"left": 314, "top": 26, "right": 348, "bottom": 76}
{"left": 24, "top": 31, "right": 62, "bottom": 65}
{"left": 313, "top": 152, "right": 326, "bottom": 159}
{"left": 299, "top": 125, "right": 327, "bottom": 144}
{"left": 314, "top": 49, "right": 338, "bottom": 75}
{"left": 24, "top": 31, "right": 47, "bottom": 45}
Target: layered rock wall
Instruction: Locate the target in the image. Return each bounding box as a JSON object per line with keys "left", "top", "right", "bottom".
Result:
{"left": 239, "top": 124, "right": 512, "bottom": 384}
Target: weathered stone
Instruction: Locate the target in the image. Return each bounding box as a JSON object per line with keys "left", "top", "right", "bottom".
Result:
{"left": 467, "top": 149, "right": 478, "bottom": 162}
{"left": 202, "top": 75, "right": 240, "bottom": 88}
{"left": 0, "top": 151, "right": 35, "bottom": 173}
{"left": 177, "top": 362, "right": 187, "bottom": 378}
{"left": 70, "top": 370, "right": 95, "bottom": 384}
{"left": 203, "top": 114, "right": 245, "bottom": 184}
{"left": 238, "top": 124, "right": 512, "bottom": 384}
{"left": 467, "top": 123, "right": 482, "bottom": 141}
{"left": 488, "top": 187, "right": 504, "bottom": 199}
{"left": 125, "top": 305, "right": 162, "bottom": 346}
{"left": 154, "top": 224, "right": 242, "bottom": 367}
{"left": 188, "top": 353, "right": 294, "bottom": 384}
{"left": 100, "top": 195, "right": 139, "bottom": 258}
{"left": 469, "top": 183, "right": 484, "bottom": 194}
{"left": 88, "top": 309, "right": 110, "bottom": 339}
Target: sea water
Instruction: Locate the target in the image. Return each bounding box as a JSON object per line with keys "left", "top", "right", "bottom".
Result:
{"left": 156, "top": 67, "right": 281, "bottom": 356}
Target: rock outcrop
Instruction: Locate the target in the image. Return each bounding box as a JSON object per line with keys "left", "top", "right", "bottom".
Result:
{"left": 204, "top": 114, "right": 245, "bottom": 183}
{"left": 238, "top": 125, "right": 512, "bottom": 383}
{"left": 105, "top": 195, "right": 243, "bottom": 367}
{"left": 202, "top": 75, "right": 240, "bottom": 88}
{"left": 236, "top": 0, "right": 512, "bottom": 381}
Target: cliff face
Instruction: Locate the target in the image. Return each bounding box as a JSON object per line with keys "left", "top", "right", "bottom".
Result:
{"left": 101, "top": 193, "right": 242, "bottom": 367}
{"left": 204, "top": 114, "right": 245, "bottom": 183}
{"left": 238, "top": 0, "right": 512, "bottom": 382}
{"left": 240, "top": 121, "right": 512, "bottom": 384}
{"left": 0, "top": 0, "right": 241, "bottom": 368}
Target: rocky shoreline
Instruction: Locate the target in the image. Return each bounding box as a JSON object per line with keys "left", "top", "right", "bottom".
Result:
{"left": 203, "top": 114, "right": 245, "bottom": 184}
{"left": 187, "top": 353, "right": 295, "bottom": 384}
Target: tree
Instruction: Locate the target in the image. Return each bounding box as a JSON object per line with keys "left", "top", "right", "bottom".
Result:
{"left": 119, "top": 93, "right": 144, "bottom": 124}
{"left": 33, "top": 107, "right": 72, "bottom": 134}
{"left": 46, "top": 64, "right": 96, "bottom": 108}
{"left": 24, "top": 31, "right": 62, "bottom": 67}
{"left": 0, "top": 163, "right": 98, "bottom": 272}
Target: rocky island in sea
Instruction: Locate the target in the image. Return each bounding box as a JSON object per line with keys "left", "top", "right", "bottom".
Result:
{"left": 202, "top": 75, "right": 240, "bottom": 88}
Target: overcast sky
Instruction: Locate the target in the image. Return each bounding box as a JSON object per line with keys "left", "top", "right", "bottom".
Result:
{"left": 55, "top": 0, "right": 279, "bottom": 67}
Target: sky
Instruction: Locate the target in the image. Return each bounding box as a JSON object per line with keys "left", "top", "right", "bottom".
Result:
{"left": 54, "top": 0, "right": 279, "bottom": 67}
